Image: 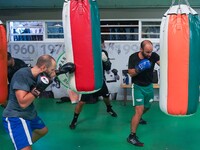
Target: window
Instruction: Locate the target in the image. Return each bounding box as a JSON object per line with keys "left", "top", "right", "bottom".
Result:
{"left": 7, "top": 20, "right": 64, "bottom": 42}
{"left": 141, "top": 21, "right": 161, "bottom": 39}
{"left": 101, "top": 20, "right": 139, "bottom": 41}
{"left": 46, "top": 21, "right": 64, "bottom": 39}
{"left": 7, "top": 19, "right": 161, "bottom": 42}
{"left": 8, "top": 21, "right": 44, "bottom": 41}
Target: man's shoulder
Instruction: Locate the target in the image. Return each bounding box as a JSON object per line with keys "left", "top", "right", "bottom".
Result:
{"left": 102, "top": 49, "right": 108, "bottom": 54}
{"left": 15, "top": 67, "right": 30, "bottom": 75}
{"left": 14, "top": 58, "right": 27, "bottom": 66}
{"left": 152, "top": 52, "right": 159, "bottom": 56}
{"left": 151, "top": 52, "right": 160, "bottom": 59}
{"left": 130, "top": 52, "right": 139, "bottom": 58}
{"left": 14, "top": 58, "right": 25, "bottom": 63}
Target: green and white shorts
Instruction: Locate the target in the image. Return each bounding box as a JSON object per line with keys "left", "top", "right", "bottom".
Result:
{"left": 132, "top": 84, "right": 154, "bottom": 108}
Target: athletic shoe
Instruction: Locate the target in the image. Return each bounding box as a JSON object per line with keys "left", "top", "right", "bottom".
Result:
{"left": 127, "top": 135, "right": 144, "bottom": 147}
{"left": 107, "top": 108, "right": 117, "bottom": 117}
{"left": 69, "top": 121, "right": 77, "bottom": 129}
{"left": 139, "top": 118, "right": 147, "bottom": 125}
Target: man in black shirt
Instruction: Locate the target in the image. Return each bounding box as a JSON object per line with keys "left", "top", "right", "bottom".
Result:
{"left": 1, "top": 52, "right": 28, "bottom": 107}
{"left": 7, "top": 52, "right": 28, "bottom": 83}
{"left": 69, "top": 38, "right": 117, "bottom": 129}
{"left": 127, "top": 40, "right": 160, "bottom": 147}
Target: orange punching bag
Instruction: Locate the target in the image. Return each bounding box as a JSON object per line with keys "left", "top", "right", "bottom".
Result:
{"left": 159, "top": 3, "right": 200, "bottom": 116}
{"left": 0, "top": 20, "right": 8, "bottom": 104}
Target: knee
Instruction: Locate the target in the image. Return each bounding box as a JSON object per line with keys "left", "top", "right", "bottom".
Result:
{"left": 78, "top": 101, "right": 86, "bottom": 108}
{"left": 41, "top": 127, "right": 48, "bottom": 136}
{"left": 79, "top": 101, "right": 86, "bottom": 105}
{"left": 135, "top": 106, "right": 144, "bottom": 116}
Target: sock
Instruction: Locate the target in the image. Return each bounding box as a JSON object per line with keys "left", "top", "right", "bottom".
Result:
{"left": 72, "top": 113, "right": 79, "bottom": 123}
{"left": 106, "top": 105, "right": 112, "bottom": 110}
{"left": 129, "top": 132, "right": 136, "bottom": 138}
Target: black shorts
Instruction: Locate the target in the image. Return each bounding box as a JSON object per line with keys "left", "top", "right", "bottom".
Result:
{"left": 81, "top": 81, "right": 109, "bottom": 102}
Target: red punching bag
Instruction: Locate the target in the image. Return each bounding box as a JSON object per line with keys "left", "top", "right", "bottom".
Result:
{"left": 0, "top": 20, "right": 8, "bottom": 104}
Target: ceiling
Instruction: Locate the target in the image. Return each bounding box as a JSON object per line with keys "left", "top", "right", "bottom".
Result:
{"left": 0, "top": 0, "right": 199, "bottom": 9}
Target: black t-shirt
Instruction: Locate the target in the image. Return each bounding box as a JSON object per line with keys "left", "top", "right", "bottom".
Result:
{"left": 8, "top": 58, "right": 27, "bottom": 83}
{"left": 128, "top": 52, "right": 159, "bottom": 86}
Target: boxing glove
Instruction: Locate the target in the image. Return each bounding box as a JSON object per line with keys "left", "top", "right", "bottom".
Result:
{"left": 135, "top": 59, "right": 151, "bottom": 73}
{"left": 31, "top": 72, "right": 52, "bottom": 97}
{"left": 111, "top": 69, "right": 118, "bottom": 75}
{"left": 56, "top": 62, "right": 75, "bottom": 76}
{"left": 102, "top": 51, "right": 108, "bottom": 62}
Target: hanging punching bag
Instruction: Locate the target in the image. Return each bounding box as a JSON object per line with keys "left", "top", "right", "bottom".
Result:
{"left": 62, "top": 0, "right": 103, "bottom": 93}
{"left": 0, "top": 20, "right": 8, "bottom": 104}
{"left": 160, "top": 2, "right": 200, "bottom": 116}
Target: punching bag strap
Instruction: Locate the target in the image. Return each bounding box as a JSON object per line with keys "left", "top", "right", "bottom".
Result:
{"left": 165, "top": 0, "right": 176, "bottom": 16}
{"left": 184, "top": 0, "right": 192, "bottom": 13}
{"left": 170, "top": 0, "right": 193, "bottom": 14}
{"left": 171, "top": 0, "right": 190, "bottom": 6}
{"left": 171, "top": 0, "right": 176, "bottom": 6}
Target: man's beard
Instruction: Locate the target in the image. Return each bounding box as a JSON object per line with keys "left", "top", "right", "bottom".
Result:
{"left": 142, "top": 51, "right": 148, "bottom": 59}
{"left": 44, "top": 71, "right": 51, "bottom": 78}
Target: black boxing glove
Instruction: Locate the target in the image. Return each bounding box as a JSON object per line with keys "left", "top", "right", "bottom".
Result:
{"left": 111, "top": 69, "right": 118, "bottom": 75}
{"left": 56, "top": 62, "right": 75, "bottom": 76}
{"left": 31, "top": 72, "right": 52, "bottom": 97}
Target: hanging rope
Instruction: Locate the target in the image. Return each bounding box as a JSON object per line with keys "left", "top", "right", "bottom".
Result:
{"left": 171, "top": 0, "right": 176, "bottom": 6}
{"left": 171, "top": 0, "right": 192, "bottom": 14}
{"left": 184, "top": 0, "right": 192, "bottom": 13}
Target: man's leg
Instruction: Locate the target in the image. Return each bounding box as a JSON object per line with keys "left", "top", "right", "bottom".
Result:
{"left": 127, "top": 84, "right": 145, "bottom": 146}
{"left": 69, "top": 101, "right": 85, "bottom": 129}
{"left": 31, "top": 116, "right": 48, "bottom": 143}
{"left": 99, "top": 81, "right": 117, "bottom": 117}
{"left": 103, "top": 97, "right": 117, "bottom": 117}
{"left": 32, "top": 127, "right": 48, "bottom": 143}
{"left": 139, "top": 107, "right": 150, "bottom": 124}
{"left": 3, "top": 117, "right": 47, "bottom": 150}
{"left": 127, "top": 105, "right": 144, "bottom": 147}
{"left": 140, "top": 84, "right": 154, "bottom": 125}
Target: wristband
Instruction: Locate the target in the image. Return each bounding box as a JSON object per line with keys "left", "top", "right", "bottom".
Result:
{"left": 31, "top": 87, "right": 41, "bottom": 98}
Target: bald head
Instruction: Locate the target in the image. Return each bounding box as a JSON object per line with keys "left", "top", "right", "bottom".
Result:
{"left": 140, "top": 40, "right": 153, "bottom": 59}
{"left": 36, "top": 55, "right": 56, "bottom": 68}
{"left": 140, "top": 40, "right": 153, "bottom": 50}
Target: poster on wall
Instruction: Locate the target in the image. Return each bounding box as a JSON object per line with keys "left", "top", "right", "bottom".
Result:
{"left": 8, "top": 42, "right": 65, "bottom": 66}
{"left": 8, "top": 43, "right": 39, "bottom": 66}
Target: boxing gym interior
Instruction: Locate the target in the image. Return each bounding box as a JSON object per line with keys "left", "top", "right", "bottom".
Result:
{"left": 1, "top": 0, "right": 200, "bottom": 150}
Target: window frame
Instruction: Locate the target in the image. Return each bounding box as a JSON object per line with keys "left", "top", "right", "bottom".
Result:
{"left": 6, "top": 19, "right": 161, "bottom": 43}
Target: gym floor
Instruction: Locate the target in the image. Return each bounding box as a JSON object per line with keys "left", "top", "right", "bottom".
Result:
{"left": 1, "top": 99, "right": 200, "bottom": 150}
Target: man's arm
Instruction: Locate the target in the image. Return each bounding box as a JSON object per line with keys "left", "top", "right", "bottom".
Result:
{"left": 156, "top": 60, "right": 160, "bottom": 66}
{"left": 128, "top": 59, "right": 151, "bottom": 77}
{"left": 128, "top": 68, "right": 138, "bottom": 77}
{"left": 16, "top": 72, "right": 52, "bottom": 109}
{"left": 15, "top": 90, "right": 35, "bottom": 109}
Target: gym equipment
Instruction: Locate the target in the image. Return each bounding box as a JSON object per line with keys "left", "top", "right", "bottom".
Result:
{"left": 62, "top": 0, "right": 103, "bottom": 93}
{"left": 159, "top": 0, "right": 200, "bottom": 116}
{"left": 0, "top": 20, "right": 8, "bottom": 104}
